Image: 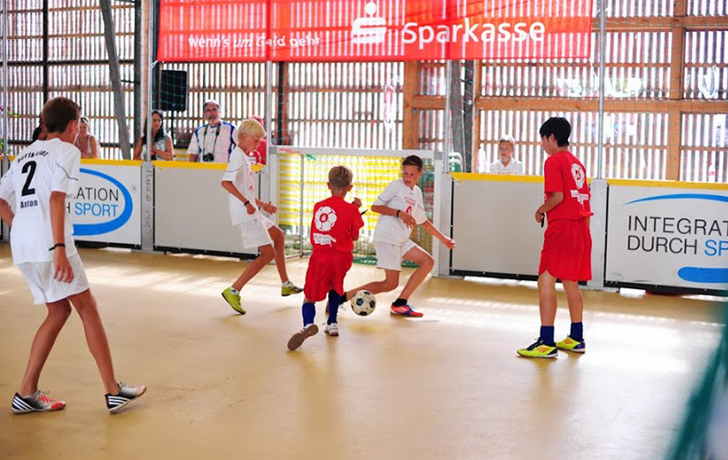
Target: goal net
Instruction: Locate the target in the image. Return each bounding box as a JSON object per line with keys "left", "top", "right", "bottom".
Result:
{"left": 272, "top": 146, "right": 437, "bottom": 265}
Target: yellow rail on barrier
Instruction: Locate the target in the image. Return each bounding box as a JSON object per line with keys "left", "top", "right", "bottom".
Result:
{"left": 607, "top": 178, "right": 728, "bottom": 190}
{"left": 451, "top": 172, "right": 544, "bottom": 183}
{"left": 80, "top": 159, "right": 143, "bottom": 166}
{"left": 152, "top": 160, "right": 263, "bottom": 172}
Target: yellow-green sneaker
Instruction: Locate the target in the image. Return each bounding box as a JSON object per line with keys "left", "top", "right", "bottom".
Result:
{"left": 517, "top": 339, "right": 558, "bottom": 359}
{"left": 556, "top": 336, "right": 586, "bottom": 353}
{"left": 281, "top": 281, "right": 303, "bottom": 297}
{"left": 221, "top": 287, "right": 245, "bottom": 314}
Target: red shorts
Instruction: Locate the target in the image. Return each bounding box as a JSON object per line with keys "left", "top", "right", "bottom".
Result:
{"left": 303, "top": 251, "right": 353, "bottom": 302}
{"left": 539, "top": 218, "right": 592, "bottom": 282}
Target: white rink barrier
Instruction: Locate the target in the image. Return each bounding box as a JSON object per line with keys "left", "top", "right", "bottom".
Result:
{"left": 152, "top": 161, "right": 261, "bottom": 257}
{"left": 447, "top": 173, "right": 728, "bottom": 295}
{"left": 2, "top": 157, "right": 725, "bottom": 294}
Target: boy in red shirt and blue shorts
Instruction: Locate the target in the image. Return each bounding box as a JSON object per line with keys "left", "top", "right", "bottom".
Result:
{"left": 287, "top": 166, "right": 364, "bottom": 351}
{"left": 518, "top": 117, "right": 593, "bottom": 359}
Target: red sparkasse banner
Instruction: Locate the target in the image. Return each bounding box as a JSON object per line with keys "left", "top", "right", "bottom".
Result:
{"left": 158, "top": 0, "right": 593, "bottom": 62}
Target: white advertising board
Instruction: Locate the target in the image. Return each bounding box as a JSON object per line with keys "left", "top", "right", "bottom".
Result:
{"left": 450, "top": 176, "right": 545, "bottom": 277}
{"left": 153, "top": 163, "right": 258, "bottom": 256}
{"left": 70, "top": 162, "right": 142, "bottom": 246}
{"left": 605, "top": 184, "right": 728, "bottom": 292}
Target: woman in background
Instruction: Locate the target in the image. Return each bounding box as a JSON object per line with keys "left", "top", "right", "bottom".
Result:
{"left": 74, "top": 116, "right": 100, "bottom": 159}
{"left": 133, "top": 110, "right": 174, "bottom": 161}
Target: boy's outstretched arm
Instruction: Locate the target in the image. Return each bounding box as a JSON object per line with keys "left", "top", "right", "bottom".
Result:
{"left": 421, "top": 220, "right": 455, "bottom": 249}
{"left": 0, "top": 198, "right": 13, "bottom": 228}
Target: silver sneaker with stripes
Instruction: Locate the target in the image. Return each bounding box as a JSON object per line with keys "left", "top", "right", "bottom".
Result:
{"left": 105, "top": 382, "right": 147, "bottom": 413}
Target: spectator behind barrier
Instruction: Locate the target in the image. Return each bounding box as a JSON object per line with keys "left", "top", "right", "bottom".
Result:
{"left": 133, "top": 110, "right": 174, "bottom": 161}
{"left": 489, "top": 135, "right": 524, "bottom": 175}
{"left": 248, "top": 115, "right": 268, "bottom": 165}
{"left": 187, "top": 99, "right": 237, "bottom": 163}
{"left": 74, "top": 116, "right": 99, "bottom": 159}
{"left": 31, "top": 113, "right": 47, "bottom": 142}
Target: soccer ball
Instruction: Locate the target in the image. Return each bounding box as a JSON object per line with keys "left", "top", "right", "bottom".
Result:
{"left": 350, "top": 290, "right": 376, "bottom": 316}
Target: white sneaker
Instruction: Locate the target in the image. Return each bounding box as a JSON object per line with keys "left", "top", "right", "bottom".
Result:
{"left": 324, "top": 323, "right": 339, "bottom": 337}
{"left": 287, "top": 323, "right": 318, "bottom": 351}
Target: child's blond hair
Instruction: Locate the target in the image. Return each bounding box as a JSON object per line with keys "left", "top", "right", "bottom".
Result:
{"left": 237, "top": 118, "right": 266, "bottom": 143}
{"left": 498, "top": 135, "right": 516, "bottom": 147}
{"left": 328, "top": 165, "right": 353, "bottom": 190}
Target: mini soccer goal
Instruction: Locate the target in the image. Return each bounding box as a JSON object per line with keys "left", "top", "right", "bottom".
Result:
{"left": 266, "top": 146, "right": 445, "bottom": 265}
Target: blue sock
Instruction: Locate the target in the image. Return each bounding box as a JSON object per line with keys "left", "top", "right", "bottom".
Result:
{"left": 302, "top": 302, "right": 315, "bottom": 326}
{"left": 327, "top": 290, "right": 340, "bottom": 325}
{"left": 570, "top": 322, "right": 584, "bottom": 341}
{"left": 540, "top": 326, "right": 555, "bottom": 346}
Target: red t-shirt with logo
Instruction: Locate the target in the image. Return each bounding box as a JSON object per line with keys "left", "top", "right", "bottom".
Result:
{"left": 543, "top": 151, "right": 593, "bottom": 221}
{"left": 247, "top": 138, "right": 267, "bottom": 165}
{"left": 310, "top": 196, "right": 364, "bottom": 253}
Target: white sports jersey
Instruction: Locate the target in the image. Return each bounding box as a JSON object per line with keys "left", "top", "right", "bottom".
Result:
{"left": 372, "top": 178, "right": 427, "bottom": 245}
{"left": 187, "top": 121, "right": 237, "bottom": 163}
{"left": 222, "top": 146, "right": 258, "bottom": 225}
{"left": 489, "top": 158, "right": 524, "bottom": 175}
{"left": 0, "top": 139, "right": 80, "bottom": 265}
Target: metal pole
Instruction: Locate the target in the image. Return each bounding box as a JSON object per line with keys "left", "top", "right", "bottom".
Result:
{"left": 139, "top": 0, "right": 156, "bottom": 252}
{"left": 146, "top": 0, "right": 154, "bottom": 162}
{"left": 444, "top": 60, "right": 452, "bottom": 163}
{"left": 596, "top": 0, "right": 606, "bottom": 179}
{"left": 298, "top": 153, "right": 304, "bottom": 258}
{"left": 133, "top": 0, "right": 143, "bottom": 145}
{"left": 100, "top": 0, "right": 131, "bottom": 159}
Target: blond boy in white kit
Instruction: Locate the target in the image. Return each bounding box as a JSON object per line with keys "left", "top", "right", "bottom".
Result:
{"left": 220, "top": 118, "right": 303, "bottom": 314}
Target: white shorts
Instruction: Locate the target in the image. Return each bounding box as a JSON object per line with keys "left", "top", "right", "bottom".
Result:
{"left": 374, "top": 240, "right": 420, "bottom": 271}
{"left": 16, "top": 254, "right": 90, "bottom": 305}
{"left": 238, "top": 214, "right": 274, "bottom": 249}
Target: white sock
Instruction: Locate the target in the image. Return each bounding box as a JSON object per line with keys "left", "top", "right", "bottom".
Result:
{"left": 230, "top": 287, "right": 239, "bottom": 294}
{"left": 283, "top": 280, "right": 292, "bottom": 287}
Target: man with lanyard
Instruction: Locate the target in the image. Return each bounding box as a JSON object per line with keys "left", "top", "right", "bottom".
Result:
{"left": 187, "top": 99, "right": 238, "bottom": 163}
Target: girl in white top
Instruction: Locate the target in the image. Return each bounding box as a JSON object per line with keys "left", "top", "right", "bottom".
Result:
{"left": 133, "top": 110, "right": 174, "bottom": 161}
{"left": 73, "top": 116, "right": 99, "bottom": 159}
{"left": 489, "top": 135, "right": 525, "bottom": 174}
{"left": 341, "top": 155, "right": 455, "bottom": 317}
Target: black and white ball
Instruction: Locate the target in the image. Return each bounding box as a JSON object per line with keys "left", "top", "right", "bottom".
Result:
{"left": 350, "top": 290, "right": 376, "bottom": 316}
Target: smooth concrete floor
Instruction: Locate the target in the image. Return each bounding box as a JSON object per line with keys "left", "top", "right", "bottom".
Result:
{"left": 0, "top": 244, "right": 724, "bottom": 460}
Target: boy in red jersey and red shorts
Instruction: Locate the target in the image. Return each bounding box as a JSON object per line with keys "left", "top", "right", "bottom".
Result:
{"left": 518, "top": 117, "right": 593, "bottom": 359}
{"left": 287, "top": 166, "right": 364, "bottom": 351}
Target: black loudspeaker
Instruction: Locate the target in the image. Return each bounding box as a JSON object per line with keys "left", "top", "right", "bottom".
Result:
{"left": 159, "top": 70, "right": 188, "bottom": 112}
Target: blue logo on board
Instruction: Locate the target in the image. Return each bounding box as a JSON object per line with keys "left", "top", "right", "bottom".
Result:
{"left": 626, "top": 193, "right": 728, "bottom": 284}
{"left": 72, "top": 168, "right": 133, "bottom": 236}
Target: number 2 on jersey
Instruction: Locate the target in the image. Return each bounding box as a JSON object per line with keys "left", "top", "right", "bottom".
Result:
{"left": 21, "top": 160, "right": 37, "bottom": 196}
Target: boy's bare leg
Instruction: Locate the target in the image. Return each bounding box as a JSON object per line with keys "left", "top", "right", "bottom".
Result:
{"left": 538, "top": 271, "right": 559, "bottom": 326}
{"left": 232, "top": 244, "right": 276, "bottom": 291}
{"left": 68, "top": 289, "right": 119, "bottom": 395}
{"left": 268, "top": 225, "right": 290, "bottom": 283}
{"left": 399, "top": 246, "right": 435, "bottom": 300}
{"left": 562, "top": 280, "right": 584, "bottom": 324}
{"left": 18, "top": 300, "right": 72, "bottom": 395}
{"left": 345, "top": 269, "right": 400, "bottom": 300}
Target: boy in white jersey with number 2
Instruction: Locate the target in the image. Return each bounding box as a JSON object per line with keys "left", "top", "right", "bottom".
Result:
{"left": 341, "top": 155, "right": 455, "bottom": 317}
{"left": 220, "top": 118, "right": 302, "bottom": 314}
{"left": 0, "top": 97, "right": 146, "bottom": 414}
